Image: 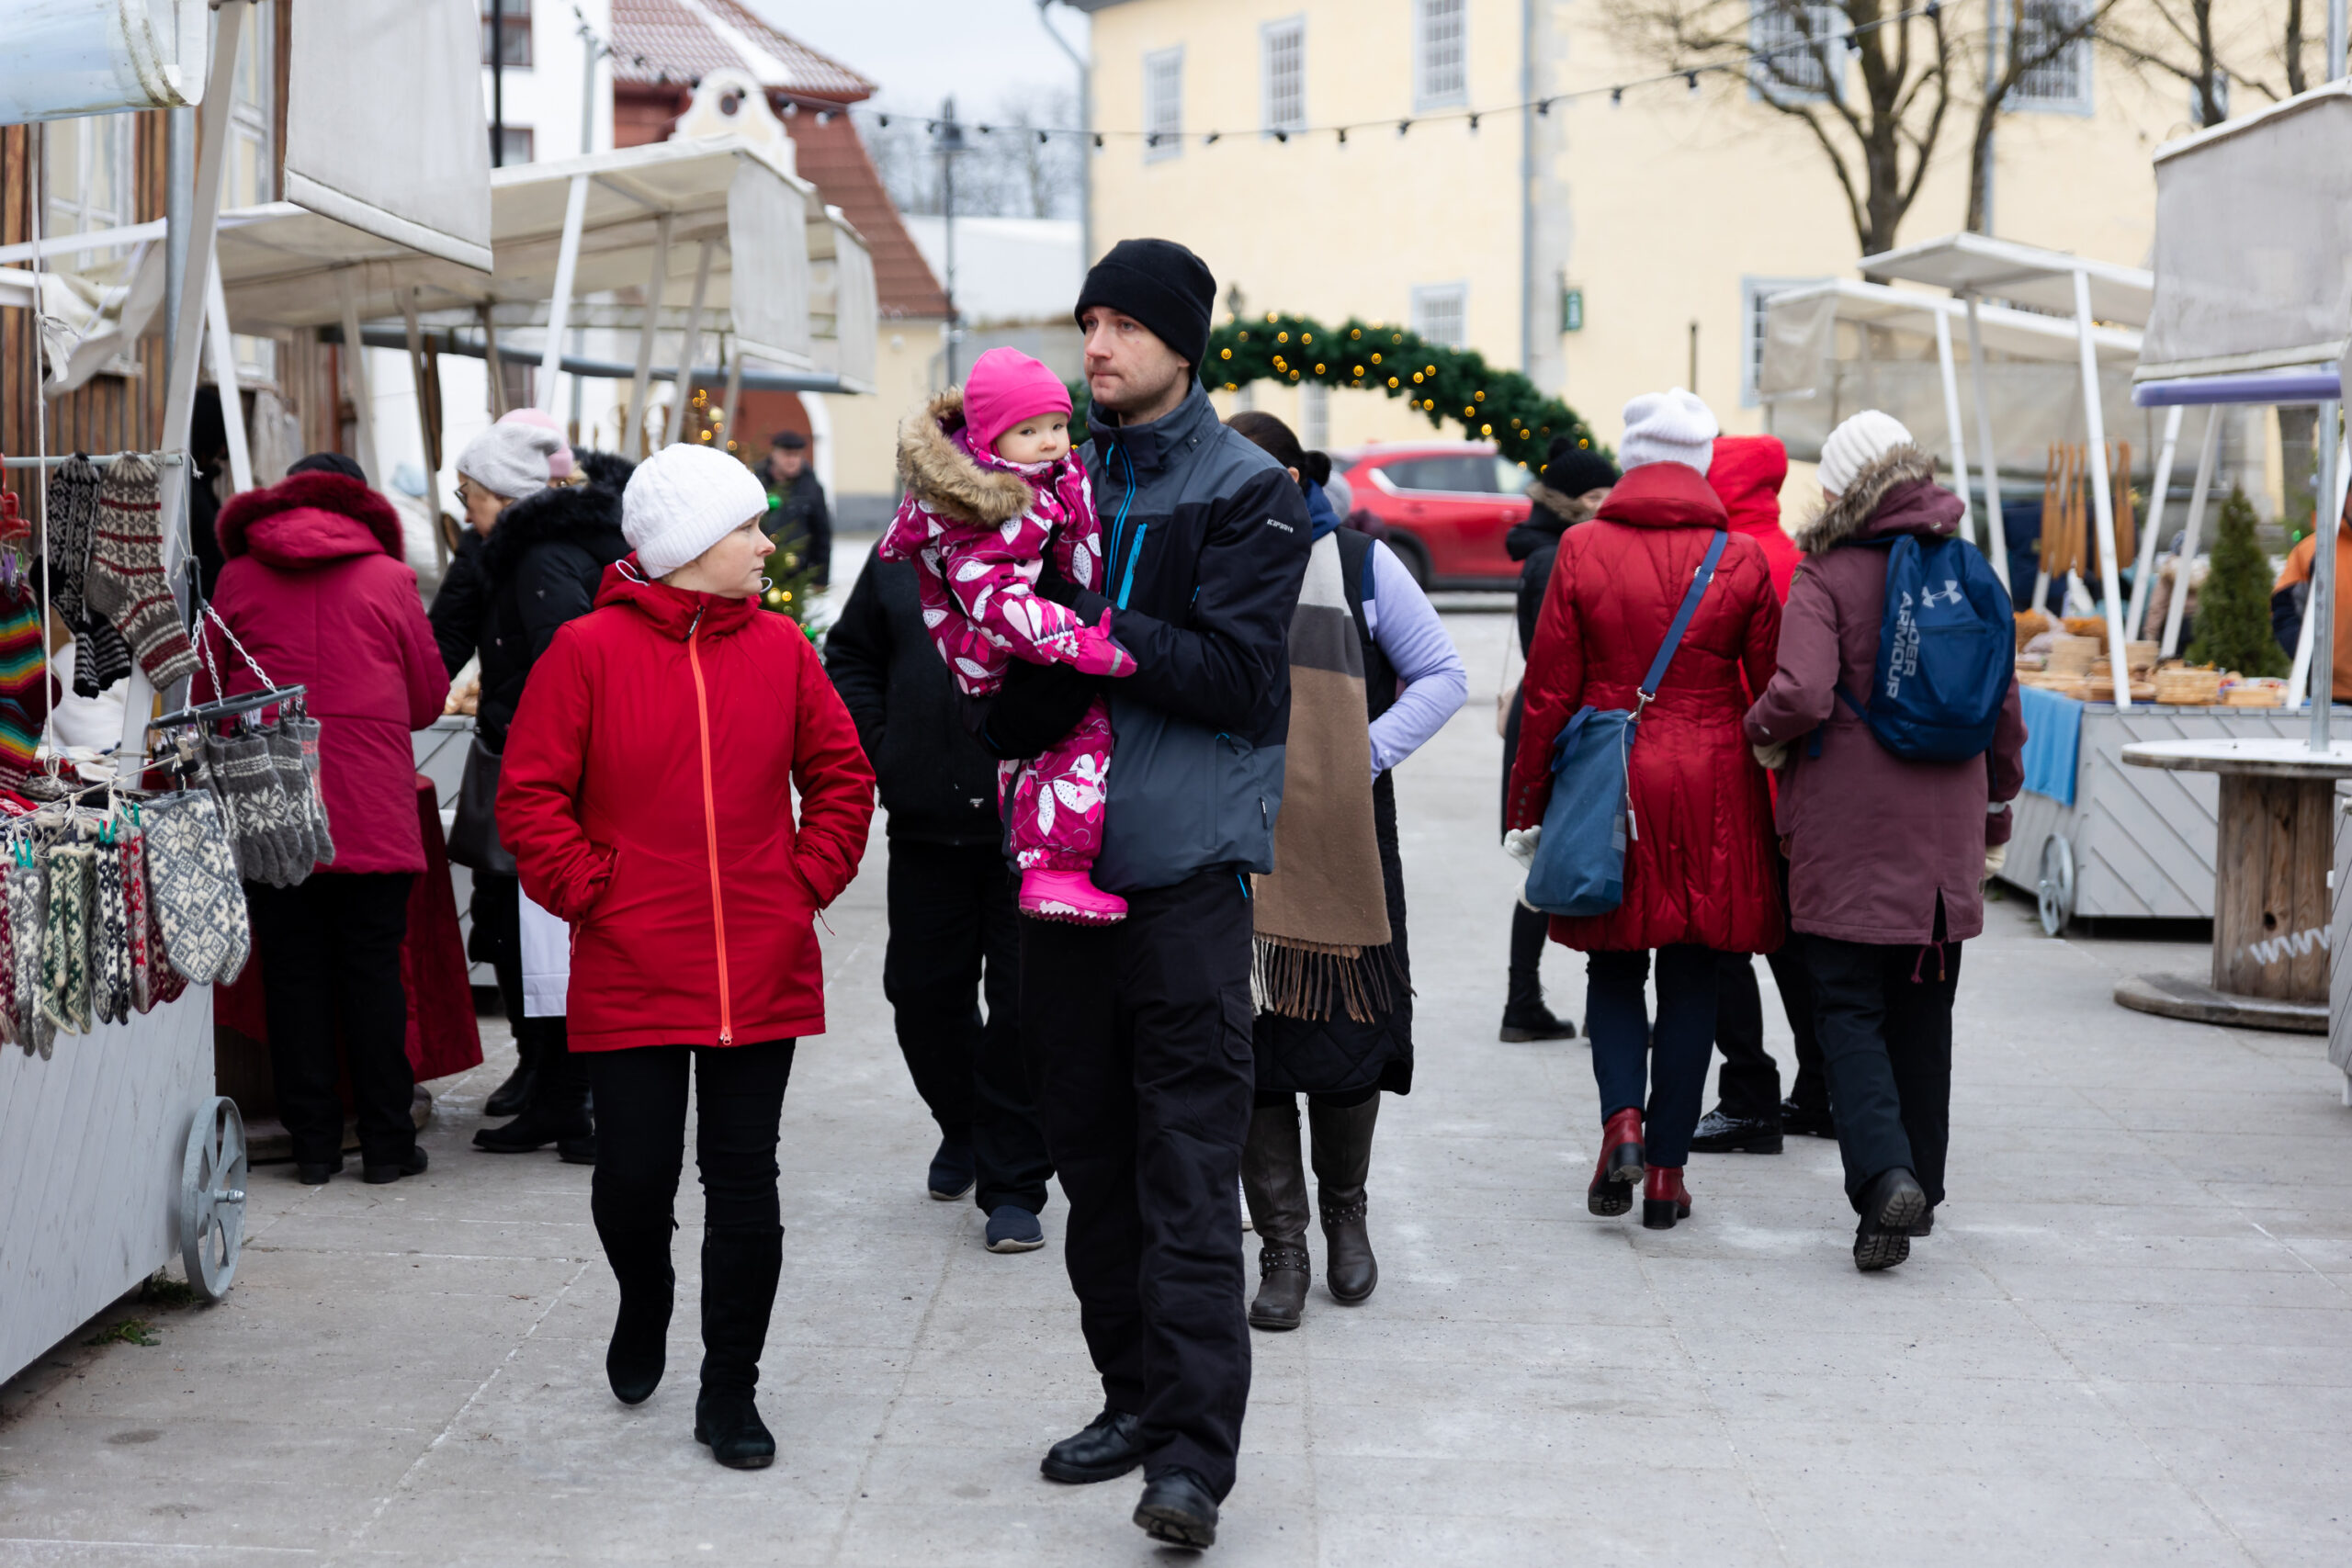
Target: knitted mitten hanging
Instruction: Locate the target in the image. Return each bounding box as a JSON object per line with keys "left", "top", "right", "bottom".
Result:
{"left": 41, "top": 457, "right": 101, "bottom": 623}
{"left": 284, "top": 713, "right": 334, "bottom": 865}
{"left": 205, "top": 728, "right": 284, "bottom": 885}
{"left": 121, "top": 829, "right": 155, "bottom": 1015}
{"left": 262, "top": 720, "right": 319, "bottom": 878}
{"left": 86, "top": 832, "right": 131, "bottom": 1027}
{"left": 71, "top": 614, "right": 133, "bottom": 698}
{"left": 137, "top": 820, "right": 187, "bottom": 1010}
{"left": 40, "top": 843, "right": 94, "bottom": 1036}
{"left": 6, "top": 855, "right": 51, "bottom": 1056}
{"left": 146, "top": 791, "right": 249, "bottom": 985}
{"left": 85, "top": 454, "right": 198, "bottom": 689}
{"left": 0, "top": 582, "right": 48, "bottom": 795}
{"left": 0, "top": 852, "right": 18, "bottom": 1053}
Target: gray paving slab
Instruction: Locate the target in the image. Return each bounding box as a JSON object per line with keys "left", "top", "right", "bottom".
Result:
{"left": 6, "top": 599, "right": 2352, "bottom": 1565}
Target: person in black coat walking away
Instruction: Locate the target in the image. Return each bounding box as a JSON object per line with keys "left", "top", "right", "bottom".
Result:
{"left": 1498, "top": 445, "right": 1618, "bottom": 1042}
{"left": 825, "top": 543, "right": 1057, "bottom": 1252}
{"left": 763, "top": 431, "right": 831, "bottom": 589}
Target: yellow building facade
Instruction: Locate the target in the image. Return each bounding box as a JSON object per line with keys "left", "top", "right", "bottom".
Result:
{"left": 1075, "top": 0, "right": 2245, "bottom": 464}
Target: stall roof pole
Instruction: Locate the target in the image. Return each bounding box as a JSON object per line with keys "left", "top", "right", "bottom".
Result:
{"left": 481, "top": 304, "right": 508, "bottom": 417}
{"left": 628, "top": 212, "right": 674, "bottom": 459}
{"left": 336, "top": 270, "right": 381, "bottom": 488}
{"left": 2312, "top": 402, "right": 2339, "bottom": 747}
{"left": 536, "top": 174, "right": 589, "bottom": 415}
{"left": 203, "top": 260, "right": 251, "bottom": 496}
{"left": 718, "top": 341, "right": 743, "bottom": 458}
{"left": 2127, "top": 404, "right": 2185, "bottom": 640}
{"left": 663, "top": 239, "right": 716, "bottom": 451}
{"left": 2160, "top": 408, "right": 2220, "bottom": 660}
{"left": 401, "top": 290, "right": 447, "bottom": 573}
{"left": 1932, "top": 309, "right": 1975, "bottom": 541}
{"left": 1964, "top": 295, "right": 2008, "bottom": 592}
{"left": 2075, "top": 269, "right": 2132, "bottom": 707}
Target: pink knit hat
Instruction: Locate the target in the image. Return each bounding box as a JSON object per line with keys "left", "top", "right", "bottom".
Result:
{"left": 497, "top": 407, "right": 574, "bottom": 480}
{"left": 962, "top": 347, "right": 1072, "bottom": 457}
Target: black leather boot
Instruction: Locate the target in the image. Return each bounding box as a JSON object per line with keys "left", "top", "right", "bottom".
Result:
{"left": 695, "top": 1224, "right": 782, "bottom": 1469}
{"left": 472, "top": 1038, "right": 594, "bottom": 1160}
{"left": 485, "top": 1032, "right": 538, "bottom": 1119}
{"left": 1308, "top": 1095, "right": 1380, "bottom": 1305}
{"left": 1242, "top": 1100, "right": 1311, "bottom": 1331}
{"left": 597, "top": 1213, "right": 673, "bottom": 1406}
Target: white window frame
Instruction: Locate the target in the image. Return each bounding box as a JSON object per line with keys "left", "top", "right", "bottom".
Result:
{"left": 45, "top": 112, "right": 136, "bottom": 263}
{"left": 1747, "top": 1, "right": 1845, "bottom": 106}
{"left": 1415, "top": 0, "right": 1467, "bottom": 111}
{"left": 227, "top": 3, "right": 275, "bottom": 209}
{"left": 1299, "top": 380, "right": 1329, "bottom": 450}
{"left": 2009, "top": 0, "right": 2095, "bottom": 116}
{"left": 1741, "top": 275, "right": 1822, "bottom": 407}
{"left": 1144, "top": 47, "right": 1183, "bottom": 162}
{"left": 1410, "top": 282, "right": 1468, "bottom": 350}
{"left": 1261, "top": 17, "right": 1306, "bottom": 136}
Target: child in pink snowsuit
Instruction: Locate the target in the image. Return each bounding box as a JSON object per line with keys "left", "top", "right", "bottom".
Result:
{"left": 878, "top": 346, "right": 1134, "bottom": 924}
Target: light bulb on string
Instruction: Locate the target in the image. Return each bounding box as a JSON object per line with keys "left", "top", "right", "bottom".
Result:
{"left": 1611, "top": 87, "right": 1623, "bottom": 108}
{"left": 1397, "top": 119, "right": 1411, "bottom": 136}
{"left": 1686, "top": 72, "right": 1700, "bottom": 95}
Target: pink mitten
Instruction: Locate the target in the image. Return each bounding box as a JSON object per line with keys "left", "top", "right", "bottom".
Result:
{"left": 1062, "top": 609, "right": 1136, "bottom": 678}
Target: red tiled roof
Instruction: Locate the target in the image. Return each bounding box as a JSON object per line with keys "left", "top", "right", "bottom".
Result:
{"left": 786, "top": 112, "right": 948, "bottom": 320}
{"left": 607, "top": 0, "right": 873, "bottom": 99}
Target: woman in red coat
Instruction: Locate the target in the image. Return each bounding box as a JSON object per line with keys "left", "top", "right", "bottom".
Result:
{"left": 204, "top": 455, "right": 447, "bottom": 1187}
{"left": 499, "top": 445, "right": 875, "bottom": 1470}
{"left": 1505, "top": 391, "right": 1782, "bottom": 1230}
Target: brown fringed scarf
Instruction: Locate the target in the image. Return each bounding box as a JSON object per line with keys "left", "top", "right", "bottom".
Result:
{"left": 1252, "top": 534, "right": 1398, "bottom": 1022}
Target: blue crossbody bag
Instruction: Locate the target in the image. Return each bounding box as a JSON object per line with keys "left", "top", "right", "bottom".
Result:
{"left": 1522, "top": 530, "right": 1728, "bottom": 918}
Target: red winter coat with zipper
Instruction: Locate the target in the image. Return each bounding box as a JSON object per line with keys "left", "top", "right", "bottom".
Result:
{"left": 496, "top": 559, "right": 875, "bottom": 1051}
{"left": 201, "top": 472, "right": 447, "bottom": 874}
{"left": 1709, "top": 434, "right": 1801, "bottom": 604}
{"left": 1506, "top": 460, "right": 1785, "bottom": 954}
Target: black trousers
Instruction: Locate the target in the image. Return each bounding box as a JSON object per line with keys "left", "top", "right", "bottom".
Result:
{"left": 1806, "top": 935, "right": 1961, "bottom": 1213}
{"left": 1022, "top": 865, "right": 1254, "bottom": 1501}
{"left": 1586, "top": 944, "right": 1719, "bottom": 1168}
{"left": 1713, "top": 945, "right": 1826, "bottom": 1120}
{"left": 883, "top": 839, "right": 1052, "bottom": 1213}
{"left": 246, "top": 872, "right": 416, "bottom": 1168}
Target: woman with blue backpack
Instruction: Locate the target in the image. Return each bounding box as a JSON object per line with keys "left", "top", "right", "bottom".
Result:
{"left": 1744, "top": 412, "right": 2025, "bottom": 1273}
{"left": 1504, "top": 389, "right": 1785, "bottom": 1232}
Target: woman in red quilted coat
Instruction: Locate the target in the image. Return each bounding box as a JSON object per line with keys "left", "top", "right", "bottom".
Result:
{"left": 499, "top": 445, "right": 875, "bottom": 1470}
{"left": 1505, "top": 390, "right": 1782, "bottom": 1231}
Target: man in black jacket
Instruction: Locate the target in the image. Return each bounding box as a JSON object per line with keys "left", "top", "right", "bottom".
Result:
{"left": 980, "top": 239, "right": 1309, "bottom": 1551}
{"left": 824, "top": 544, "right": 1054, "bottom": 1251}
{"left": 763, "top": 431, "right": 831, "bottom": 589}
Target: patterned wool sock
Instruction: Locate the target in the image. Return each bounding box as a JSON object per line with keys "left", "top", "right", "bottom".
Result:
{"left": 147, "top": 792, "right": 249, "bottom": 986}
{"left": 136, "top": 821, "right": 187, "bottom": 1010}
{"left": 41, "top": 457, "right": 101, "bottom": 623}
{"left": 85, "top": 454, "right": 198, "bottom": 690}
{"left": 0, "top": 582, "right": 47, "bottom": 793}
{"left": 86, "top": 835, "right": 130, "bottom": 1027}
{"left": 40, "top": 843, "right": 93, "bottom": 1036}
{"left": 7, "top": 855, "right": 52, "bottom": 1056}
{"left": 71, "top": 613, "right": 133, "bottom": 697}
{"left": 121, "top": 831, "right": 153, "bottom": 1016}
{"left": 263, "top": 722, "right": 319, "bottom": 878}
{"left": 285, "top": 714, "right": 334, "bottom": 866}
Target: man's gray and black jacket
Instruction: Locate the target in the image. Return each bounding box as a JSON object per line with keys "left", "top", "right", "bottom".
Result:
{"left": 462, "top": 480, "right": 630, "bottom": 750}
{"left": 826, "top": 544, "right": 1005, "bottom": 846}
{"left": 977, "top": 382, "right": 1311, "bottom": 888}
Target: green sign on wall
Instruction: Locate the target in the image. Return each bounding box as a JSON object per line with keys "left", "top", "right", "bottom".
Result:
{"left": 1561, "top": 287, "right": 1584, "bottom": 333}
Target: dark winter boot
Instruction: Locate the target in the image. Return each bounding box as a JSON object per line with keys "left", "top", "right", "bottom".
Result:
{"left": 596, "top": 1214, "right": 674, "bottom": 1406}
{"left": 1242, "top": 1100, "right": 1311, "bottom": 1331}
{"left": 695, "top": 1224, "right": 783, "bottom": 1469}
{"left": 1853, "top": 1167, "right": 1927, "bottom": 1273}
{"left": 1500, "top": 903, "right": 1577, "bottom": 1041}
{"left": 484, "top": 1033, "right": 538, "bottom": 1119}
{"left": 472, "top": 1039, "right": 594, "bottom": 1159}
{"left": 1308, "top": 1096, "right": 1380, "bottom": 1305}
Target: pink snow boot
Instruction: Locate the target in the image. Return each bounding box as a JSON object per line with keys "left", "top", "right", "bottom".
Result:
{"left": 1057, "top": 609, "right": 1136, "bottom": 678}
{"left": 1020, "top": 867, "right": 1128, "bottom": 925}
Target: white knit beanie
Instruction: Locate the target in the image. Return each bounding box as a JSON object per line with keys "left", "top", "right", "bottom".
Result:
{"left": 1618, "top": 389, "right": 1718, "bottom": 475}
{"left": 1817, "top": 410, "right": 1915, "bottom": 498}
{"left": 455, "top": 420, "right": 562, "bottom": 500}
{"left": 623, "top": 444, "right": 771, "bottom": 578}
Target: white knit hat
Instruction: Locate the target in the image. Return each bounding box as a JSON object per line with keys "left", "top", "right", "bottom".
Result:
{"left": 1619, "top": 389, "right": 1718, "bottom": 475}
{"left": 623, "top": 444, "right": 771, "bottom": 578}
{"left": 1817, "top": 410, "right": 1915, "bottom": 498}
{"left": 455, "top": 420, "right": 562, "bottom": 501}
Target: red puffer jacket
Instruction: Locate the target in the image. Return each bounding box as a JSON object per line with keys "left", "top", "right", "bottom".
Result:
{"left": 200, "top": 472, "right": 447, "bottom": 874}
{"left": 1506, "top": 460, "right": 1785, "bottom": 954}
{"left": 497, "top": 559, "right": 875, "bottom": 1051}
{"left": 1709, "top": 434, "right": 1800, "bottom": 604}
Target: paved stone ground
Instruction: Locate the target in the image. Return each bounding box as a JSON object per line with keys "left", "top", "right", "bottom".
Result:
{"left": 5, "top": 586, "right": 2352, "bottom": 1566}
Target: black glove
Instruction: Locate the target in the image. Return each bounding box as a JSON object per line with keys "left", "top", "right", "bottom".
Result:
{"left": 969, "top": 660, "right": 1099, "bottom": 761}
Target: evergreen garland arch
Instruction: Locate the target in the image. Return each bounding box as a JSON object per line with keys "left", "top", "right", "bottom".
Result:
{"left": 1201, "top": 312, "right": 1605, "bottom": 468}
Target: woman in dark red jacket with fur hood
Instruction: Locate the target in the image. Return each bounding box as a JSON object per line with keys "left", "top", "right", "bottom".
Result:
{"left": 203, "top": 457, "right": 447, "bottom": 1187}
{"left": 1506, "top": 392, "right": 1782, "bottom": 1232}
{"left": 499, "top": 444, "right": 874, "bottom": 1472}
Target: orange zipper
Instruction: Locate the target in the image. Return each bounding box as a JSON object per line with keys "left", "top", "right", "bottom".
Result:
{"left": 685, "top": 617, "right": 734, "bottom": 1045}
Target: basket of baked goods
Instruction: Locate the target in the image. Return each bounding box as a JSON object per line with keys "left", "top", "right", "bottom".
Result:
{"left": 2221, "top": 675, "right": 2287, "bottom": 707}
{"left": 2152, "top": 662, "right": 2225, "bottom": 705}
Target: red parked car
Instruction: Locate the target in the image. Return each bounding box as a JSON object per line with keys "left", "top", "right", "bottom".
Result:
{"left": 1330, "top": 441, "right": 1534, "bottom": 590}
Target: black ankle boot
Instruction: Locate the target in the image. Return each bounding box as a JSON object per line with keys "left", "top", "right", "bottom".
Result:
{"left": 696, "top": 1224, "right": 783, "bottom": 1468}
{"left": 1308, "top": 1096, "right": 1380, "bottom": 1304}
{"left": 485, "top": 1034, "right": 539, "bottom": 1119}
{"left": 598, "top": 1218, "right": 673, "bottom": 1406}
{"left": 473, "top": 1043, "right": 594, "bottom": 1156}
{"left": 1242, "top": 1100, "right": 1311, "bottom": 1331}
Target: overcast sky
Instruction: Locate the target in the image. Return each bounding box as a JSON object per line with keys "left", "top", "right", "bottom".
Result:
{"left": 748, "top": 0, "right": 1089, "bottom": 116}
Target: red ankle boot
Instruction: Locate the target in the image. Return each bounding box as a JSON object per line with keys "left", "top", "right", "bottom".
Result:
{"left": 1642, "top": 1166, "right": 1692, "bottom": 1230}
{"left": 1587, "top": 1109, "right": 1645, "bottom": 1217}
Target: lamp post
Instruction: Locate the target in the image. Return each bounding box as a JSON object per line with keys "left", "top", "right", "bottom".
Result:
{"left": 936, "top": 97, "right": 967, "bottom": 383}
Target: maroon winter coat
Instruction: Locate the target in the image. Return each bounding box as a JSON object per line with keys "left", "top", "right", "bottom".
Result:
{"left": 1743, "top": 447, "right": 2027, "bottom": 945}
{"left": 1507, "top": 460, "right": 1785, "bottom": 954}
{"left": 201, "top": 472, "right": 446, "bottom": 874}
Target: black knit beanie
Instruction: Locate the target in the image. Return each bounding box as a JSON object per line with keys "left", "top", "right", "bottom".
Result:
{"left": 1542, "top": 448, "right": 1621, "bottom": 496}
{"left": 1073, "top": 238, "right": 1216, "bottom": 370}
{"left": 288, "top": 451, "right": 368, "bottom": 485}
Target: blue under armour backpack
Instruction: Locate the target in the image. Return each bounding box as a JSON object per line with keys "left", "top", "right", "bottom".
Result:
{"left": 1837, "top": 533, "right": 2013, "bottom": 763}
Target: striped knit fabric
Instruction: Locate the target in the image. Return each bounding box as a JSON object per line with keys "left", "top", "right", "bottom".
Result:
{"left": 0, "top": 581, "right": 47, "bottom": 792}
{"left": 86, "top": 454, "right": 198, "bottom": 688}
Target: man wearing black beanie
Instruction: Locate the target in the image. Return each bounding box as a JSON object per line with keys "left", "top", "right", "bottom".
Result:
{"left": 975, "top": 237, "right": 1309, "bottom": 1550}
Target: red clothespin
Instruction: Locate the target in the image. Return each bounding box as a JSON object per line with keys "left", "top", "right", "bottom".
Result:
{"left": 0, "top": 486, "right": 24, "bottom": 544}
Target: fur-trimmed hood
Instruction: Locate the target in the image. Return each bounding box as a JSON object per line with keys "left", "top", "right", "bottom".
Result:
{"left": 214, "top": 470, "right": 404, "bottom": 567}
{"left": 1793, "top": 446, "right": 1956, "bottom": 556}
{"left": 481, "top": 478, "right": 629, "bottom": 587}
{"left": 895, "top": 388, "right": 1039, "bottom": 525}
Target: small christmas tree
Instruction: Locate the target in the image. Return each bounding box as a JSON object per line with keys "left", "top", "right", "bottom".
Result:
{"left": 758, "top": 522, "right": 824, "bottom": 647}
{"left": 2186, "top": 486, "right": 2288, "bottom": 677}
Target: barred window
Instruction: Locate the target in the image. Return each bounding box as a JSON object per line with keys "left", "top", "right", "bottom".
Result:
{"left": 1417, "top": 0, "right": 1467, "bottom": 109}
{"left": 1262, "top": 17, "right": 1306, "bottom": 134}
{"left": 1748, "top": 2, "right": 1843, "bottom": 104}
{"left": 1410, "top": 283, "right": 1467, "bottom": 350}
{"left": 1145, "top": 48, "right": 1183, "bottom": 162}
{"left": 2012, "top": 0, "right": 2093, "bottom": 112}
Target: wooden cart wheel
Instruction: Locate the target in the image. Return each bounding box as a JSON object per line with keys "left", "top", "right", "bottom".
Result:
{"left": 2037, "top": 834, "right": 2076, "bottom": 937}
{"left": 179, "top": 1097, "right": 248, "bottom": 1303}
